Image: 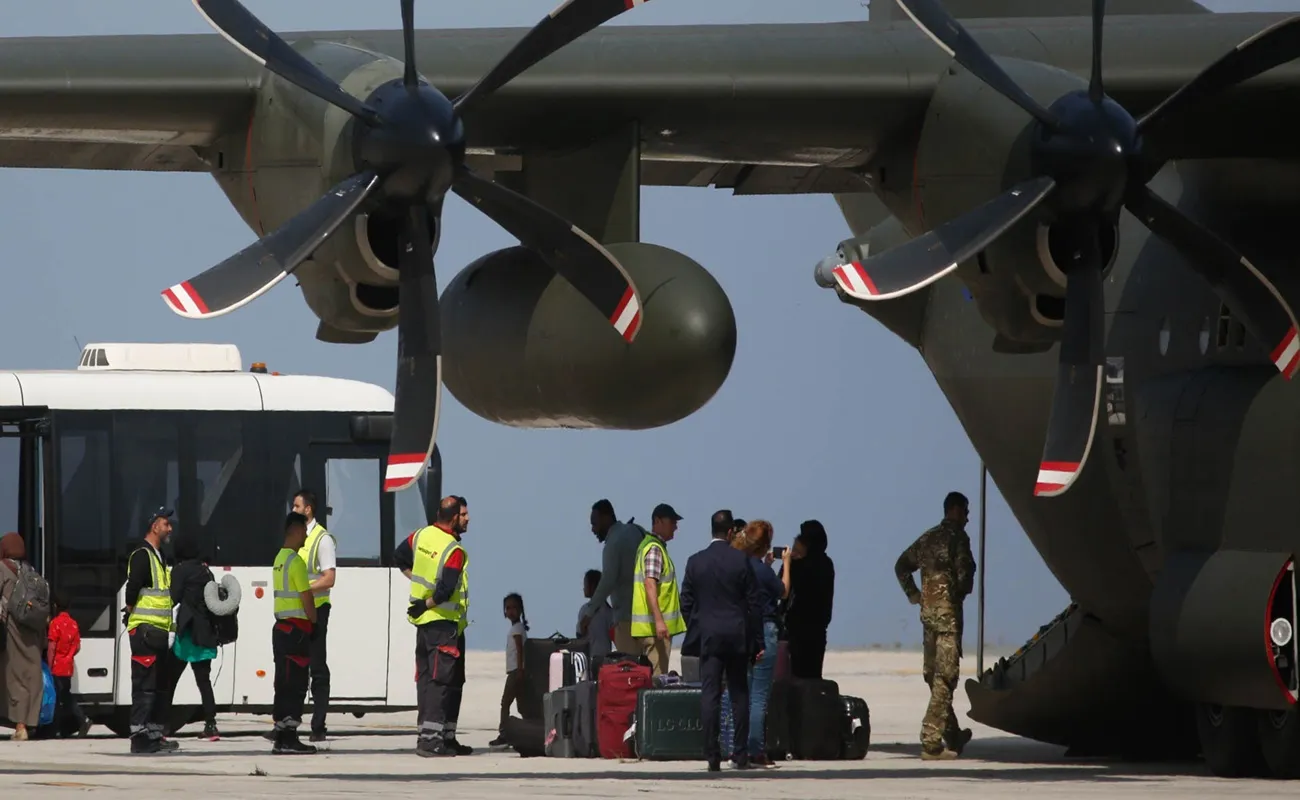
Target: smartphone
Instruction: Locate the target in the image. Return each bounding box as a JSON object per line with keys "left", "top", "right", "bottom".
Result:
{"left": 772, "top": 546, "right": 787, "bottom": 559}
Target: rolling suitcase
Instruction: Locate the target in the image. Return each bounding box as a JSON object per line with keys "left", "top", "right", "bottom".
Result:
{"left": 549, "top": 648, "right": 591, "bottom": 691}
{"left": 596, "top": 659, "right": 652, "bottom": 758}
{"left": 572, "top": 679, "right": 600, "bottom": 757}
{"left": 765, "top": 678, "right": 793, "bottom": 761}
{"left": 634, "top": 686, "right": 705, "bottom": 760}
{"left": 842, "top": 695, "right": 871, "bottom": 759}
{"left": 789, "top": 678, "right": 845, "bottom": 760}
{"left": 544, "top": 687, "right": 579, "bottom": 757}
{"left": 521, "top": 633, "right": 575, "bottom": 719}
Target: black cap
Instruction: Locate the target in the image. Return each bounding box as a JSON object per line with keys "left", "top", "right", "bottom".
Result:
{"left": 147, "top": 507, "right": 173, "bottom": 529}
{"left": 652, "top": 503, "right": 682, "bottom": 521}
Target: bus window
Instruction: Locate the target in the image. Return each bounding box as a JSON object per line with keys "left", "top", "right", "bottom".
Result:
{"left": 325, "top": 458, "right": 381, "bottom": 565}
{"left": 113, "top": 414, "right": 181, "bottom": 554}
{"left": 54, "top": 422, "right": 114, "bottom": 636}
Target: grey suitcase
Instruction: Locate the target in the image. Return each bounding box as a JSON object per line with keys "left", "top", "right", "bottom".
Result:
{"left": 544, "top": 687, "right": 579, "bottom": 757}
{"left": 572, "top": 680, "right": 600, "bottom": 757}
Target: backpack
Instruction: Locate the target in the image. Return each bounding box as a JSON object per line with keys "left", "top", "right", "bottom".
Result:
{"left": 4, "top": 559, "right": 52, "bottom": 632}
{"left": 203, "top": 573, "right": 241, "bottom": 646}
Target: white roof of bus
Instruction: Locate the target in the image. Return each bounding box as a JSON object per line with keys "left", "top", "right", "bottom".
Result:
{"left": 0, "top": 371, "right": 394, "bottom": 413}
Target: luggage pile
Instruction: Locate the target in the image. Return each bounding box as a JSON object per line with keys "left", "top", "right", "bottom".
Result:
{"left": 501, "top": 633, "right": 871, "bottom": 762}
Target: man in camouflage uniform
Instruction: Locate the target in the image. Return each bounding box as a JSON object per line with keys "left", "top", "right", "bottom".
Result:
{"left": 895, "top": 491, "right": 976, "bottom": 760}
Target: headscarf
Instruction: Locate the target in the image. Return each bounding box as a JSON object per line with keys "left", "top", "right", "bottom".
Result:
{"left": 174, "top": 533, "right": 203, "bottom": 562}
{"left": 0, "top": 532, "right": 26, "bottom": 561}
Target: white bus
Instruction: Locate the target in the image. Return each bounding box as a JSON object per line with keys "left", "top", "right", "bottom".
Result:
{"left": 0, "top": 343, "right": 432, "bottom": 735}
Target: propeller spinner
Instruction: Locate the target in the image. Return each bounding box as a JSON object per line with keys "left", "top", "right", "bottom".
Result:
{"left": 817, "top": 0, "right": 1300, "bottom": 499}
{"left": 164, "top": 0, "right": 651, "bottom": 492}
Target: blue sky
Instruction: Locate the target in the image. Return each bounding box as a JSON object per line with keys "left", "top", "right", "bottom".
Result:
{"left": 0, "top": 0, "right": 1291, "bottom": 652}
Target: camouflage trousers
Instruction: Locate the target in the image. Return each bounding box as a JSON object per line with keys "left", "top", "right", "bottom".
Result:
{"left": 920, "top": 626, "right": 961, "bottom": 753}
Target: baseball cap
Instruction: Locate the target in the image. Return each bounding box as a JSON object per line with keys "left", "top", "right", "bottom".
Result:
{"left": 652, "top": 503, "right": 682, "bottom": 521}
{"left": 147, "top": 507, "right": 174, "bottom": 528}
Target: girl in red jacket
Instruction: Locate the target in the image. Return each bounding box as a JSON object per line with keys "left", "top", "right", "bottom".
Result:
{"left": 46, "top": 591, "right": 91, "bottom": 737}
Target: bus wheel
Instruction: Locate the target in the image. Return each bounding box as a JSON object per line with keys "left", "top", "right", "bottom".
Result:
{"left": 1197, "top": 703, "right": 1267, "bottom": 777}
{"left": 1257, "top": 707, "right": 1300, "bottom": 779}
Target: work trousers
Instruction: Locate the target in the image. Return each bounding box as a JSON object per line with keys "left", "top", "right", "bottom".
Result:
{"left": 701, "top": 652, "right": 751, "bottom": 763}
{"left": 52, "top": 675, "right": 87, "bottom": 735}
{"left": 308, "top": 603, "right": 332, "bottom": 733}
{"left": 128, "top": 624, "right": 178, "bottom": 741}
{"left": 415, "top": 620, "right": 466, "bottom": 743}
{"left": 272, "top": 621, "right": 312, "bottom": 735}
{"left": 921, "top": 624, "right": 962, "bottom": 753}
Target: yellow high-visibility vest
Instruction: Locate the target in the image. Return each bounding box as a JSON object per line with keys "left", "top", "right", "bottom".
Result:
{"left": 631, "top": 534, "right": 685, "bottom": 638}
{"left": 273, "top": 547, "right": 311, "bottom": 621}
{"left": 407, "top": 526, "right": 469, "bottom": 630}
{"left": 126, "top": 546, "right": 172, "bottom": 633}
{"left": 300, "top": 522, "right": 334, "bottom": 609}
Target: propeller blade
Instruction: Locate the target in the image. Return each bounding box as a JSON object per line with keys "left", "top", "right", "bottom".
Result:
{"left": 821, "top": 175, "right": 1056, "bottom": 302}
{"left": 1137, "top": 16, "right": 1300, "bottom": 137}
{"left": 193, "top": 0, "right": 381, "bottom": 126}
{"left": 385, "top": 205, "right": 443, "bottom": 494}
{"left": 453, "top": 169, "right": 644, "bottom": 342}
{"left": 453, "top": 0, "right": 651, "bottom": 115}
{"left": 401, "top": 0, "right": 418, "bottom": 88}
{"left": 893, "top": 0, "right": 1060, "bottom": 130}
{"left": 1126, "top": 186, "right": 1300, "bottom": 378}
{"left": 1088, "top": 0, "right": 1106, "bottom": 104}
{"left": 1034, "top": 229, "right": 1105, "bottom": 498}
{"left": 161, "top": 171, "right": 379, "bottom": 319}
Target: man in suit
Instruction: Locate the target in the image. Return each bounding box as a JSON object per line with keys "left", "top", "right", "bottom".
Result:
{"left": 681, "top": 509, "right": 764, "bottom": 771}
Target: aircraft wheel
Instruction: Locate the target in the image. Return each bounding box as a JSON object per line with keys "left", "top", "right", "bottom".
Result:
{"left": 1196, "top": 703, "right": 1267, "bottom": 778}
{"left": 1257, "top": 707, "right": 1300, "bottom": 779}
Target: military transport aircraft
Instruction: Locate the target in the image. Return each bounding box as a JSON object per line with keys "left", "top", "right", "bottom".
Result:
{"left": 2, "top": 0, "right": 1299, "bottom": 780}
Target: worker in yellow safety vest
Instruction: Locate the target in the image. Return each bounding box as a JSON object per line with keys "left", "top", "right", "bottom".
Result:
{"left": 631, "top": 503, "right": 687, "bottom": 677}
{"left": 122, "top": 506, "right": 180, "bottom": 755}
{"left": 395, "top": 495, "right": 472, "bottom": 757}
{"left": 294, "top": 489, "right": 335, "bottom": 742}
{"left": 270, "top": 511, "right": 319, "bottom": 755}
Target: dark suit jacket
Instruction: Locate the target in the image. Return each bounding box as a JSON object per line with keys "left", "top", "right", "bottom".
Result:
{"left": 681, "top": 539, "right": 763, "bottom": 658}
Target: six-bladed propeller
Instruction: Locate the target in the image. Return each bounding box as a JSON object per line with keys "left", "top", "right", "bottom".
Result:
{"left": 164, "top": 0, "right": 650, "bottom": 492}
{"left": 819, "top": 0, "right": 1300, "bottom": 499}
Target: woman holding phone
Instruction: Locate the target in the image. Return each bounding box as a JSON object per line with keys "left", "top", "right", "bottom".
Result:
{"left": 732, "top": 521, "right": 791, "bottom": 765}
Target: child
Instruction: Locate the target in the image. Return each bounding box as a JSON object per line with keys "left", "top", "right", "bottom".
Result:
{"left": 577, "top": 569, "right": 614, "bottom": 658}
{"left": 489, "top": 593, "right": 528, "bottom": 749}
{"left": 46, "top": 591, "right": 90, "bottom": 737}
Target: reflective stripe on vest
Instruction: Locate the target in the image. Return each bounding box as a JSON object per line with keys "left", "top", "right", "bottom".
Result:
{"left": 300, "top": 523, "right": 333, "bottom": 608}
{"left": 273, "top": 550, "right": 309, "bottom": 620}
{"left": 407, "top": 526, "right": 470, "bottom": 627}
{"left": 127, "top": 546, "right": 173, "bottom": 633}
{"left": 630, "top": 534, "right": 686, "bottom": 638}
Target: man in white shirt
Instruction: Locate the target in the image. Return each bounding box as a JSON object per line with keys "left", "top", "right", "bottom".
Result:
{"left": 294, "top": 490, "right": 336, "bottom": 742}
{"left": 579, "top": 499, "right": 643, "bottom": 655}
{"left": 577, "top": 569, "right": 614, "bottom": 659}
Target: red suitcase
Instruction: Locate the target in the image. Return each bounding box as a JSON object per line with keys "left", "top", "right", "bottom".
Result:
{"left": 596, "top": 660, "right": 652, "bottom": 758}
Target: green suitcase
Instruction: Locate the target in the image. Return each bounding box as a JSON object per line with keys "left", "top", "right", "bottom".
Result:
{"left": 634, "top": 687, "right": 705, "bottom": 760}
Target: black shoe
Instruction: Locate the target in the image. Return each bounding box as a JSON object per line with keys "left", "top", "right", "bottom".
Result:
{"left": 273, "top": 734, "right": 318, "bottom": 755}
{"left": 416, "top": 739, "right": 455, "bottom": 757}
{"left": 444, "top": 738, "right": 473, "bottom": 756}
{"left": 77, "top": 719, "right": 92, "bottom": 738}
{"left": 488, "top": 735, "right": 508, "bottom": 748}
{"left": 158, "top": 738, "right": 180, "bottom": 752}
{"left": 309, "top": 730, "right": 327, "bottom": 743}
{"left": 707, "top": 758, "right": 721, "bottom": 772}
{"left": 130, "top": 736, "right": 166, "bottom": 755}
{"left": 263, "top": 729, "right": 277, "bottom": 742}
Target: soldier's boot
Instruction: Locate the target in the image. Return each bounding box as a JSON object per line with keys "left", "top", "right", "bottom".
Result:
{"left": 946, "top": 727, "right": 973, "bottom": 755}
{"left": 921, "top": 747, "right": 960, "bottom": 761}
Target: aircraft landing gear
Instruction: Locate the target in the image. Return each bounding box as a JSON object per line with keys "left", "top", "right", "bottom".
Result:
{"left": 1196, "top": 703, "right": 1268, "bottom": 778}
{"left": 1257, "top": 707, "right": 1300, "bottom": 779}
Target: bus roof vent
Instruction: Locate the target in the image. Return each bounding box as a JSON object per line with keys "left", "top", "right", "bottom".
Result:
{"left": 76, "top": 343, "right": 244, "bottom": 373}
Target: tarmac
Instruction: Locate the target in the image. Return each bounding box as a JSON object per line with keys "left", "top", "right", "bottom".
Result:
{"left": 1, "top": 649, "right": 1294, "bottom": 798}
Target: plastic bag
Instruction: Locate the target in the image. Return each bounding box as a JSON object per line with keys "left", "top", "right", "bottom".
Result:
{"left": 39, "top": 661, "right": 56, "bottom": 727}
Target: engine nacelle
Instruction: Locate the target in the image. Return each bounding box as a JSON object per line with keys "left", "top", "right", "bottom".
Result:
{"left": 913, "top": 56, "right": 1119, "bottom": 346}
{"left": 440, "top": 243, "right": 737, "bottom": 429}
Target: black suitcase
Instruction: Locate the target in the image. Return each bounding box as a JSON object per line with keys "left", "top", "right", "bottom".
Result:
{"left": 502, "top": 715, "right": 546, "bottom": 757}
{"left": 789, "top": 678, "right": 845, "bottom": 760}
{"left": 842, "top": 695, "right": 870, "bottom": 759}
{"left": 520, "top": 633, "right": 576, "bottom": 719}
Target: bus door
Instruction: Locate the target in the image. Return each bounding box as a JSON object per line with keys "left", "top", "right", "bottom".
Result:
{"left": 0, "top": 410, "right": 49, "bottom": 576}
{"left": 303, "top": 444, "right": 390, "bottom": 701}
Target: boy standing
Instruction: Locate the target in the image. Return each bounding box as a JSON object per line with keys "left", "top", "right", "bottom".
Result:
{"left": 47, "top": 591, "right": 91, "bottom": 737}
{"left": 577, "top": 569, "right": 614, "bottom": 659}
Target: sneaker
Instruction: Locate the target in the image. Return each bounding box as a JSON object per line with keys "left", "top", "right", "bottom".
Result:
{"left": 77, "top": 719, "right": 93, "bottom": 738}
{"left": 444, "top": 738, "right": 473, "bottom": 756}
{"left": 416, "top": 739, "right": 455, "bottom": 757}
{"left": 202, "top": 722, "right": 221, "bottom": 741}
{"left": 272, "top": 734, "right": 318, "bottom": 755}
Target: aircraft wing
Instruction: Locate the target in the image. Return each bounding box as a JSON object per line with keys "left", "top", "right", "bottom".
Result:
{"left": 0, "top": 17, "right": 1296, "bottom": 189}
